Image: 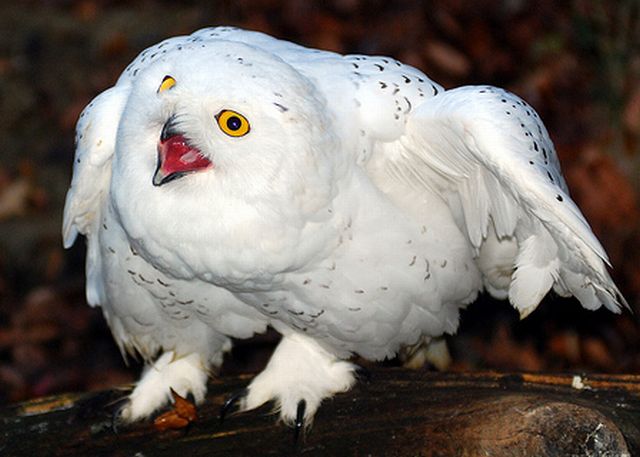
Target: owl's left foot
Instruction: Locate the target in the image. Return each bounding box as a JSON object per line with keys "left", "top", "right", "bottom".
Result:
{"left": 399, "top": 336, "right": 452, "bottom": 371}
{"left": 225, "top": 333, "right": 356, "bottom": 432}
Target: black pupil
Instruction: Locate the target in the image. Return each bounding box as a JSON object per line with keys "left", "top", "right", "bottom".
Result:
{"left": 226, "top": 116, "right": 242, "bottom": 131}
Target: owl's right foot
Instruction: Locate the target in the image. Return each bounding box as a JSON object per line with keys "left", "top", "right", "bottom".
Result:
{"left": 116, "top": 351, "right": 209, "bottom": 423}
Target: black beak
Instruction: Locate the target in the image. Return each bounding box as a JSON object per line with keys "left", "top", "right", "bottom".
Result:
{"left": 160, "top": 114, "right": 181, "bottom": 142}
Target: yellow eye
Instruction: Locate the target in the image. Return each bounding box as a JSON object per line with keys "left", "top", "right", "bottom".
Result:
{"left": 216, "top": 110, "right": 250, "bottom": 137}
{"left": 158, "top": 75, "right": 176, "bottom": 93}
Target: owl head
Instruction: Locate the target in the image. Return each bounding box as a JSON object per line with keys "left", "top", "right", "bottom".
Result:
{"left": 109, "top": 42, "right": 342, "bottom": 281}
{"left": 116, "top": 42, "right": 341, "bottom": 194}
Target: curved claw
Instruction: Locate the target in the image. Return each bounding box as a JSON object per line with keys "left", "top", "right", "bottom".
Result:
{"left": 293, "top": 399, "right": 306, "bottom": 446}
{"left": 109, "top": 397, "right": 132, "bottom": 434}
{"left": 219, "top": 388, "right": 248, "bottom": 424}
{"left": 355, "top": 365, "right": 372, "bottom": 384}
{"left": 111, "top": 408, "right": 122, "bottom": 434}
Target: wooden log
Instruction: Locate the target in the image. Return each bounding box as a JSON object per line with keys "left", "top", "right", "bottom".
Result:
{"left": 1, "top": 370, "right": 639, "bottom": 456}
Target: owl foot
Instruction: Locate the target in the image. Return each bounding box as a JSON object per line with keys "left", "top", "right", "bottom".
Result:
{"left": 400, "top": 336, "right": 452, "bottom": 371}
{"left": 237, "top": 333, "right": 357, "bottom": 431}
{"left": 117, "top": 351, "right": 208, "bottom": 423}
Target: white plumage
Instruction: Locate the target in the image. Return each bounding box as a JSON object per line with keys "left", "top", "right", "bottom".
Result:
{"left": 63, "top": 26, "right": 626, "bottom": 426}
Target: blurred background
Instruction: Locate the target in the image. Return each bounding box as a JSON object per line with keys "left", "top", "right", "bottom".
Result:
{"left": 0, "top": 0, "right": 639, "bottom": 406}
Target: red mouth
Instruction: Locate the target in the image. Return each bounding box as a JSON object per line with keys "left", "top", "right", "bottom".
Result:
{"left": 153, "top": 117, "right": 213, "bottom": 186}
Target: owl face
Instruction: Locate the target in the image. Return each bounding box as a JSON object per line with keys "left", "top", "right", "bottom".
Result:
{"left": 117, "top": 44, "right": 319, "bottom": 186}
{"left": 110, "top": 42, "right": 341, "bottom": 280}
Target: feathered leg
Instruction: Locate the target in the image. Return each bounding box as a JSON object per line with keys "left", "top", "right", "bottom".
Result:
{"left": 232, "top": 333, "right": 357, "bottom": 427}
{"left": 118, "top": 351, "right": 209, "bottom": 422}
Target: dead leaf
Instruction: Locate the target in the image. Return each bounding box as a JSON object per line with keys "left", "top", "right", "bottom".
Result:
{"left": 0, "top": 178, "right": 30, "bottom": 220}
{"left": 423, "top": 41, "right": 471, "bottom": 78}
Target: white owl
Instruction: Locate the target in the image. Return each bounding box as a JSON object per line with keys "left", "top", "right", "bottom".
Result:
{"left": 63, "top": 26, "right": 626, "bottom": 431}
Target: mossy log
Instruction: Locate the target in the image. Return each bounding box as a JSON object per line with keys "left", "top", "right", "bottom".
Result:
{"left": 2, "top": 370, "right": 639, "bottom": 456}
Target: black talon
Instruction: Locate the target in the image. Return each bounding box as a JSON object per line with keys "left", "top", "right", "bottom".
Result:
{"left": 111, "top": 408, "right": 121, "bottom": 434}
{"left": 111, "top": 405, "right": 128, "bottom": 434}
{"left": 109, "top": 397, "right": 131, "bottom": 434}
{"left": 293, "top": 399, "right": 306, "bottom": 445}
{"left": 219, "top": 388, "right": 247, "bottom": 424}
{"left": 355, "top": 365, "right": 372, "bottom": 384}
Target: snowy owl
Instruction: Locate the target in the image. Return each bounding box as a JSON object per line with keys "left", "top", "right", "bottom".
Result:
{"left": 63, "top": 26, "right": 626, "bottom": 432}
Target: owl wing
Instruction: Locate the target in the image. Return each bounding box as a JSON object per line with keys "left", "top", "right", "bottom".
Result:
{"left": 62, "top": 85, "right": 129, "bottom": 305}
{"left": 382, "top": 85, "right": 626, "bottom": 316}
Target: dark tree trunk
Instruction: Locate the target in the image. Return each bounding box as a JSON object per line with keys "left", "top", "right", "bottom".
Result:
{"left": 1, "top": 370, "right": 639, "bottom": 456}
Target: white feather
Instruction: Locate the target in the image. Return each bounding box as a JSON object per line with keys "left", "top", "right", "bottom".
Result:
{"left": 397, "top": 86, "right": 626, "bottom": 315}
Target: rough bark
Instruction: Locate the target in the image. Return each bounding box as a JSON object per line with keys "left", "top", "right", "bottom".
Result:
{"left": 1, "top": 370, "right": 639, "bottom": 456}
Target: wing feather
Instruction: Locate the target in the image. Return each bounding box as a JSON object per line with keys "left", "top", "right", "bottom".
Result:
{"left": 389, "top": 85, "right": 626, "bottom": 315}
{"left": 63, "top": 86, "right": 128, "bottom": 246}
{"left": 62, "top": 85, "right": 129, "bottom": 305}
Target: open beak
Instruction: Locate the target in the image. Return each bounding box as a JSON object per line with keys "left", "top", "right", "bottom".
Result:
{"left": 153, "top": 115, "right": 213, "bottom": 186}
